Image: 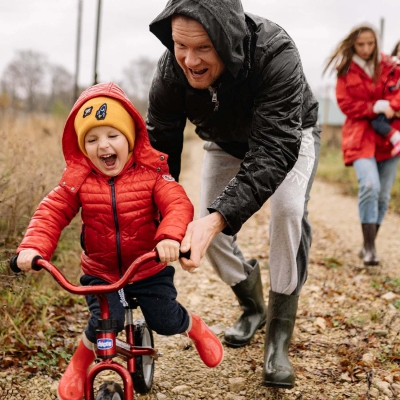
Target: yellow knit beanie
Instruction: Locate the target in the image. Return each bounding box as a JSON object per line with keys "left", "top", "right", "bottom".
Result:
{"left": 74, "top": 97, "right": 135, "bottom": 156}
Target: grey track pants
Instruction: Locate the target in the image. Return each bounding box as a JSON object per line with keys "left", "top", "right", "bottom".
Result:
{"left": 199, "top": 126, "right": 321, "bottom": 295}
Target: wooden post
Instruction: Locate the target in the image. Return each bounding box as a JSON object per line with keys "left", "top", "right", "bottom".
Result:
{"left": 74, "top": 0, "right": 83, "bottom": 102}
{"left": 93, "top": 0, "right": 102, "bottom": 85}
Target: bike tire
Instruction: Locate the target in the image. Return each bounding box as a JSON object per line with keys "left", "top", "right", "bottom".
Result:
{"left": 95, "top": 381, "right": 124, "bottom": 400}
{"left": 131, "top": 319, "right": 155, "bottom": 394}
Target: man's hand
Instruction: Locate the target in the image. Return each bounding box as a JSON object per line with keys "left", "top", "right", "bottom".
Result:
{"left": 179, "top": 212, "right": 227, "bottom": 272}
{"left": 17, "top": 249, "right": 42, "bottom": 273}
{"left": 156, "top": 239, "right": 180, "bottom": 263}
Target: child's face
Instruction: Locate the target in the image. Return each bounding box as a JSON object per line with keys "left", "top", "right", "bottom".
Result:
{"left": 84, "top": 126, "right": 129, "bottom": 176}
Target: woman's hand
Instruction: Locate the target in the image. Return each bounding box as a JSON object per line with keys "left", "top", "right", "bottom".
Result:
{"left": 17, "top": 249, "right": 42, "bottom": 273}
{"left": 156, "top": 239, "right": 180, "bottom": 263}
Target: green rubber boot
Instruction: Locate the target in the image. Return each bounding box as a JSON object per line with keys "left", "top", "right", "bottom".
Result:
{"left": 263, "top": 290, "right": 298, "bottom": 388}
{"left": 224, "top": 260, "right": 267, "bottom": 347}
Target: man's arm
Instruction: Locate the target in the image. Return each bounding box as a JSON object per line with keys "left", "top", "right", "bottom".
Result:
{"left": 209, "top": 34, "right": 305, "bottom": 236}
{"left": 146, "top": 52, "right": 187, "bottom": 181}
{"left": 180, "top": 34, "right": 306, "bottom": 269}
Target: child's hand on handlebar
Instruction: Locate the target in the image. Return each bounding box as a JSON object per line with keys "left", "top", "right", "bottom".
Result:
{"left": 17, "top": 249, "right": 42, "bottom": 273}
{"left": 156, "top": 239, "right": 180, "bottom": 263}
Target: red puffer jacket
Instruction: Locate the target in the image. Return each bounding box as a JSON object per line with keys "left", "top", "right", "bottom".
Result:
{"left": 385, "top": 62, "right": 400, "bottom": 137}
{"left": 336, "top": 55, "right": 398, "bottom": 165}
{"left": 18, "top": 83, "right": 194, "bottom": 283}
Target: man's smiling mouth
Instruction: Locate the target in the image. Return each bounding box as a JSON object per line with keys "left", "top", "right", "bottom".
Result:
{"left": 190, "top": 68, "right": 208, "bottom": 76}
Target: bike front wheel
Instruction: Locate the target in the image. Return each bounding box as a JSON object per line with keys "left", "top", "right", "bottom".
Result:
{"left": 131, "top": 319, "right": 155, "bottom": 394}
{"left": 95, "top": 381, "right": 124, "bottom": 400}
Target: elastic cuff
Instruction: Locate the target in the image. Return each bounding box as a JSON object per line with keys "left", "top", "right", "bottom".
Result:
{"left": 82, "top": 332, "right": 95, "bottom": 350}
{"left": 186, "top": 312, "right": 193, "bottom": 332}
{"left": 387, "top": 128, "right": 397, "bottom": 139}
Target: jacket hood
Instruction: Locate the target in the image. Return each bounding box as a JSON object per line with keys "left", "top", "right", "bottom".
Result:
{"left": 149, "top": 0, "right": 248, "bottom": 78}
{"left": 60, "top": 82, "right": 169, "bottom": 191}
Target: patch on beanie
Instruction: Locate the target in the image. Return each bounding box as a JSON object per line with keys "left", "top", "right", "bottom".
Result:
{"left": 95, "top": 103, "right": 107, "bottom": 120}
{"left": 83, "top": 106, "right": 93, "bottom": 118}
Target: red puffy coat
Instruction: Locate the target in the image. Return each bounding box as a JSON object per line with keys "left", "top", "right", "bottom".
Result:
{"left": 18, "top": 83, "right": 194, "bottom": 283}
{"left": 336, "top": 55, "right": 399, "bottom": 165}
{"left": 385, "top": 62, "right": 400, "bottom": 139}
{"left": 384, "top": 60, "right": 400, "bottom": 109}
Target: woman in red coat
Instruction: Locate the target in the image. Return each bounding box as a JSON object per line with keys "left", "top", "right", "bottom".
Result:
{"left": 16, "top": 83, "right": 223, "bottom": 400}
{"left": 325, "top": 25, "right": 400, "bottom": 266}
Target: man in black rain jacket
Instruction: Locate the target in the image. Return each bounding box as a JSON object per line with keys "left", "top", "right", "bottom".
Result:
{"left": 147, "top": 0, "right": 320, "bottom": 388}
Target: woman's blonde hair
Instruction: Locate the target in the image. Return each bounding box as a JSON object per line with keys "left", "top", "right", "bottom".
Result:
{"left": 324, "top": 25, "right": 380, "bottom": 80}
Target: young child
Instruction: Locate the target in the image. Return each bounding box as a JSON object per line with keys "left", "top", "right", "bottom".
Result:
{"left": 16, "top": 83, "right": 223, "bottom": 400}
{"left": 371, "top": 58, "right": 400, "bottom": 157}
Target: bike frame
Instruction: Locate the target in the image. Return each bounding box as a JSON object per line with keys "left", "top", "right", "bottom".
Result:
{"left": 33, "top": 251, "right": 160, "bottom": 400}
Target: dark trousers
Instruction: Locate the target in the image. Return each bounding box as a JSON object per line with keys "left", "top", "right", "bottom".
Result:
{"left": 371, "top": 114, "right": 393, "bottom": 136}
{"left": 80, "top": 266, "right": 190, "bottom": 343}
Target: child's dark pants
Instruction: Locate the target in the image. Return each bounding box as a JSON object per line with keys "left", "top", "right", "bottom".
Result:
{"left": 80, "top": 266, "right": 190, "bottom": 343}
{"left": 371, "top": 113, "right": 393, "bottom": 136}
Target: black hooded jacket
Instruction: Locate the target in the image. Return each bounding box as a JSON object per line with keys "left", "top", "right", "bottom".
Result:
{"left": 147, "top": 0, "right": 319, "bottom": 236}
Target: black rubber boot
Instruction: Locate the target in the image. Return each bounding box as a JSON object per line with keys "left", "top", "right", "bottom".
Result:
{"left": 224, "top": 260, "right": 267, "bottom": 348}
{"left": 263, "top": 290, "right": 298, "bottom": 388}
{"left": 358, "top": 224, "right": 380, "bottom": 259}
{"left": 361, "top": 223, "right": 379, "bottom": 266}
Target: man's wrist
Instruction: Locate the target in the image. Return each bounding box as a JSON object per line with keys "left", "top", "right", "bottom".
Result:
{"left": 208, "top": 211, "right": 227, "bottom": 232}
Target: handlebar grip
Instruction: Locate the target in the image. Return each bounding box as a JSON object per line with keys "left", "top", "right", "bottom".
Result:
{"left": 9, "top": 254, "right": 43, "bottom": 273}
{"left": 179, "top": 250, "right": 191, "bottom": 259}
{"left": 31, "top": 255, "right": 43, "bottom": 271}
{"left": 9, "top": 255, "right": 21, "bottom": 273}
{"left": 155, "top": 249, "right": 191, "bottom": 262}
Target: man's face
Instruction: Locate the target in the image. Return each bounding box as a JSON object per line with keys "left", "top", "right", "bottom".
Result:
{"left": 172, "top": 16, "right": 225, "bottom": 89}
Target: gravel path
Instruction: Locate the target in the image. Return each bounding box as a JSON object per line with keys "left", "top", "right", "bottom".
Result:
{"left": 1, "top": 136, "right": 399, "bottom": 399}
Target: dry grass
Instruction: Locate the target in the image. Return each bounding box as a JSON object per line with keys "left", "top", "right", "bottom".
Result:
{"left": 0, "top": 112, "right": 66, "bottom": 250}
{"left": 0, "top": 112, "right": 84, "bottom": 371}
{"left": 0, "top": 112, "right": 89, "bottom": 280}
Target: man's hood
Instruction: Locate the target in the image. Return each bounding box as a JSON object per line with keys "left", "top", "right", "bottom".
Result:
{"left": 149, "top": 0, "right": 248, "bottom": 79}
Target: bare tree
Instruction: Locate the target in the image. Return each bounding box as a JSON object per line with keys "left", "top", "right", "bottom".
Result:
{"left": 49, "top": 64, "right": 74, "bottom": 110}
{"left": 2, "top": 50, "right": 48, "bottom": 112}
{"left": 122, "top": 57, "right": 157, "bottom": 102}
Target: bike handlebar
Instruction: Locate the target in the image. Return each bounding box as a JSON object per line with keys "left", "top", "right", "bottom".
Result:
{"left": 9, "top": 250, "right": 191, "bottom": 296}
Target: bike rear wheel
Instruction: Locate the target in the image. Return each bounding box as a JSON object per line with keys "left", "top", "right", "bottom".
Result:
{"left": 131, "top": 319, "right": 154, "bottom": 394}
{"left": 95, "top": 381, "right": 124, "bottom": 400}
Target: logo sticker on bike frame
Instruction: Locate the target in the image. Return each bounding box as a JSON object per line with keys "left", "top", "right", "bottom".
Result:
{"left": 97, "top": 338, "right": 113, "bottom": 350}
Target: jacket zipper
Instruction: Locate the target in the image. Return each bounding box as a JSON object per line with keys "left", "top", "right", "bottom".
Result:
{"left": 210, "top": 86, "right": 220, "bottom": 112}
{"left": 108, "top": 177, "right": 123, "bottom": 278}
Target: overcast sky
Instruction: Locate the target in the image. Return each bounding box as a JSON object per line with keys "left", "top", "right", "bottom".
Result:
{"left": 2, "top": 0, "right": 399, "bottom": 97}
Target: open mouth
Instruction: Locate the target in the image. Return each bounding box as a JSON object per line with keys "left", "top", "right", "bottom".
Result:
{"left": 100, "top": 154, "right": 117, "bottom": 167}
{"left": 189, "top": 68, "right": 208, "bottom": 77}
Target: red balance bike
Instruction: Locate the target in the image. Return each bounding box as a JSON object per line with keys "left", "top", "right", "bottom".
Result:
{"left": 9, "top": 250, "right": 187, "bottom": 399}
